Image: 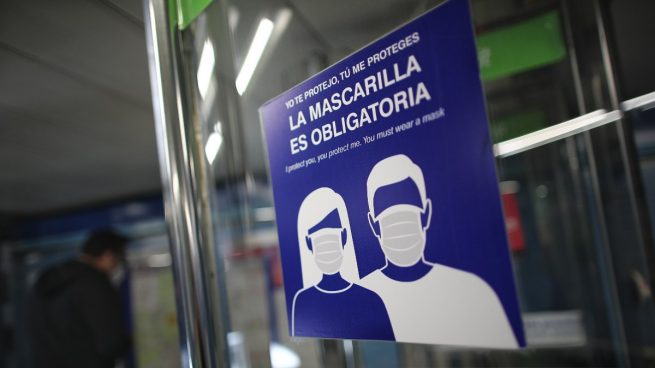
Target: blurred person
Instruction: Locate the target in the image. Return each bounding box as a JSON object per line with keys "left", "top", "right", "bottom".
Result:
{"left": 29, "top": 229, "right": 130, "bottom": 368}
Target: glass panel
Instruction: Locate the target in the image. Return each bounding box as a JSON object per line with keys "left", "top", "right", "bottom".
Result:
{"left": 166, "top": 0, "right": 654, "bottom": 366}
{"left": 491, "top": 138, "right": 620, "bottom": 366}
{"left": 629, "top": 104, "right": 655, "bottom": 240}
{"left": 351, "top": 138, "right": 626, "bottom": 367}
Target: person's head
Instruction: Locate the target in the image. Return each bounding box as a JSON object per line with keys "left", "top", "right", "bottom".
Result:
{"left": 297, "top": 188, "right": 350, "bottom": 275}
{"left": 80, "top": 229, "right": 128, "bottom": 274}
{"left": 366, "top": 155, "right": 432, "bottom": 267}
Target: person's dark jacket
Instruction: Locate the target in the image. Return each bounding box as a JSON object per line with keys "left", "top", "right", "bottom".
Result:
{"left": 29, "top": 260, "right": 129, "bottom": 368}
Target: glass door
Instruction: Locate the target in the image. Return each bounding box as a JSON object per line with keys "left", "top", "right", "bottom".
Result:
{"left": 143, "top": 0, "right": 655, "bottom": 366}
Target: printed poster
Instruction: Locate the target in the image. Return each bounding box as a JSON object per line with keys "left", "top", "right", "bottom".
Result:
{"left": 260, "top": 0, "right": 525, "bottom": 348}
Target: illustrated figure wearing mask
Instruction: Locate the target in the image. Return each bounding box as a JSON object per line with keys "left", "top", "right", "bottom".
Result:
{"left": 292, "top": 187, "right": 394, "bottom": 340}
{"left": 359, "top": 154, "right": 517, "bottom": 348}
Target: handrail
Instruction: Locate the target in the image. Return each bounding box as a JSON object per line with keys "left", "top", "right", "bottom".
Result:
{"left": 494, "top": 109, "right": 622, "bottom": 158}
{"left": 621, "top": 91, "right": 655, "bottom": 112}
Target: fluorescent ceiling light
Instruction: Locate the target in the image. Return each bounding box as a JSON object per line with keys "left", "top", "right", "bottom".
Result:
{"left": 205, "top": 122, "right": 223, "bottom": 164}
{"left": 275, "top": 8, "right": 293, "bottom": 36}
{"left": 197, "top": 39, "right": 215, "bottom": 99}
{"left": 228, "top": 6, "right": 240, "bottom": 33}
{"left": 236, "top": 18, "right": 274, "bottom": 95}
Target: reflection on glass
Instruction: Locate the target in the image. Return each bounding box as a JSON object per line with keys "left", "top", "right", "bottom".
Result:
{"left": 171, "top": 0, "right": 652, "bottom": 366}
{"left": 205, "top": 121, "right": 223, "bottom": 164}
{"left": 197, "top": 39, "right": 215, "bottom": 99}
{"left": 236, "top": 18, "right": 274, "bottom": 95}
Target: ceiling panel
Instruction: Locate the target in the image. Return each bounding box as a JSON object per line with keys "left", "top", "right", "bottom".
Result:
{"left": 105, "top": 0, "right": 144, "bottom": 22}
{"left": 288, "top": 0, "right": 426, "bottom": 50}
{"left": 0, "top": 48, "right": 156, "bottom": 155}
{"left": 0, "top": 0, "right": 159, "bottom": 215}
{"left": 0, "top": 0, "right": 151, "bottom": 106}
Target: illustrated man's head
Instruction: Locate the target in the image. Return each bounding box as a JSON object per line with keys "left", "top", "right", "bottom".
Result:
{"left": 367, "top": 155, "right": 432, "bottom": 267}
{"left": 297, "top": 188, "right": 350, "bottom": 275}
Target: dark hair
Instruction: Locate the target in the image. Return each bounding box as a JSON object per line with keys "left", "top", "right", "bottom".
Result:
{"left": 81, "top": 229, "right": 128, "bottom": 257}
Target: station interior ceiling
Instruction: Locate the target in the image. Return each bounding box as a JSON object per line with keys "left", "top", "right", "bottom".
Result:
{"left": 0, "top": 0, "right": 456, "bottom": 216}
{"left": 0, "top": 0, "right": 157, "bottom": 215}
{"left": 0, "top": 0, "right": 426, "bottom": 216}
{"left": 1, "top": 0, "right": 653, "bottom": 218}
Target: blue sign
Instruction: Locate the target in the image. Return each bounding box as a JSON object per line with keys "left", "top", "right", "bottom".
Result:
{"left": 260, "top": 0, "right": 525, "bottom": 348}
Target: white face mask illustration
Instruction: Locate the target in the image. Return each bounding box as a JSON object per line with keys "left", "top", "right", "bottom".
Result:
{"left": 309, "top": 228, "right": 344, "bottom": 275}
{"left": 378, "top": 207, "right": 426, "bottom": 267}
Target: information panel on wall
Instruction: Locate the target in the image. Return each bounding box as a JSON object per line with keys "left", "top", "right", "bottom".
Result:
{"left": 260, "top": 0, "right": 525, "bottom": 348}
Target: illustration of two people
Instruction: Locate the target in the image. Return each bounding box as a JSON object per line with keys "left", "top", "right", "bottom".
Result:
{"left": 292, "top": 154, "right": 518, "bottom": 348}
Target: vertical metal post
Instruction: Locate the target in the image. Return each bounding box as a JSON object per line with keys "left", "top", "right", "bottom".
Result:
{"left": 143, "top": 0, "right": 228, "bottom": 367}
{"left": 561, "top": 4, "right": 629, "bottom": 366}
{"left": 594, "top": 0, "right": 655, "bottom": 280}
